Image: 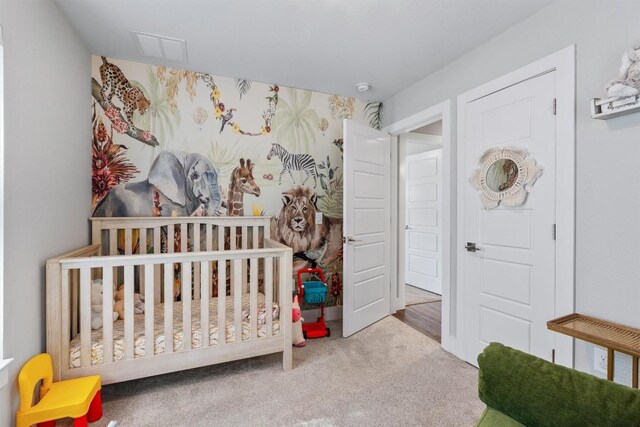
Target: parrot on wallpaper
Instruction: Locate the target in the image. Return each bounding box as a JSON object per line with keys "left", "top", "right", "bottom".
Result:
{"left": 220, "top": 108, "right": 236, "bottom": 133}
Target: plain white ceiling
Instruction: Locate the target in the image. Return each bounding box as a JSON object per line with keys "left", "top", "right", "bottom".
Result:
{"left": 55, "top": 0, "right": 552, "bottom": 100}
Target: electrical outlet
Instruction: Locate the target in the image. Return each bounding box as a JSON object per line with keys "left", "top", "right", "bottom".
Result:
{"left": 594, "top": 347, "right": 608, "bottom": 374}
{"left": 315, "top": 212, "right": 323, "bottom": 225}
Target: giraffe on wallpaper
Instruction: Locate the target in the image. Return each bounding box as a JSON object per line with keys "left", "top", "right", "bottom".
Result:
{"left": 227, "top": 158, "right": 261, "bottom": 216}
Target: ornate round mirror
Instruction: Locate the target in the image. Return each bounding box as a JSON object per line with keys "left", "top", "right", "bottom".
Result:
{"left": 486, "top": 159, "right": 519, "bottom": 192}
{"left": 470, "top": 148, "right": 542, "bottom": 209}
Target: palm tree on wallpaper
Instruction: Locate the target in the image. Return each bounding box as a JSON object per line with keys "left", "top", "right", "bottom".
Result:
{"left": 133, "top": 66, "right": 181, "bottom": 153}
{"left": 271, "top": 88, "right": 319, "bottom": 152}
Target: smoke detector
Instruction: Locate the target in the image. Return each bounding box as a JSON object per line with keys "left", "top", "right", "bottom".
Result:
{"left": 356, "top": 82, "right": 371, "bottom": 92}
{"left": 131, "top": 30, "right": 188, "bottom": 64}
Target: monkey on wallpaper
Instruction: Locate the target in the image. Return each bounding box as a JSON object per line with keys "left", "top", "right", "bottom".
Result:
{"left": 99, "top": 56, "right": 150, "bottom": 126}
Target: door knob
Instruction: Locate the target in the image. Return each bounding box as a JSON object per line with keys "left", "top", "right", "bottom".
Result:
{"left": 405, "top": 225, "right": 412, "bottom": 230}
{"left": 343, "top": 236, "right": 362, "bottom": 244}
{"left": 465, "top": 242, "right": 480, "bottom": 252}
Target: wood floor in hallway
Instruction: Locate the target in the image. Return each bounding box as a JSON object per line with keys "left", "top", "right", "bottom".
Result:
{"left": 393, "top": 301, "right": 442, "bottom": 343}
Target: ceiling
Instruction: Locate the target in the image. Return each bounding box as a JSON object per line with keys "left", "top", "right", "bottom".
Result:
{"left": 55, "top": 0, "right": 552, "bottom": 100}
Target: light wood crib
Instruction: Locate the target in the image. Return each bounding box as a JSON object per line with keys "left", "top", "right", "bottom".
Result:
{"left": 46, "top": 216, "right": 292, "bottom": 384}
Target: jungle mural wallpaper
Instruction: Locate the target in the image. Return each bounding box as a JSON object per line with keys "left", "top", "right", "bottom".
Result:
{"left": 91, "top": 55, "right": 383, "bottom": 309}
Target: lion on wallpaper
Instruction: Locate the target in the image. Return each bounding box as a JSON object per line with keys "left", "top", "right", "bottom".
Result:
{"left": 274, "top": 185, "right": 342, "bottom": 268}
{"left": 277, "top": 186, "right": 323, "bottom": 253}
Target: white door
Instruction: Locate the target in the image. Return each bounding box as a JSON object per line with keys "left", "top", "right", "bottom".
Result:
{"left": 405, "top": 149, "right": 443, "bottom": 295}
{"left": 461, "top": 72, "right": 556, "bottom": 364}
{"left": 343, "top": 119, "right": 391, "bottom": 337}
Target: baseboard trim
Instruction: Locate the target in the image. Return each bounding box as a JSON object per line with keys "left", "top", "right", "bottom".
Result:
{"left": 301, "top": 306, "right": 342, "bottom": 322}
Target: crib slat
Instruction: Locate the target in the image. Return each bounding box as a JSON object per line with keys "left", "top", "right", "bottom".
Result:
{"left": 218, "top": 257, "right": 226, "bottom": 345}
{"left": 180, "top": 223, "right": 187, "bottom": 253}
{"left": 164, "top": 263, "right": 174, "bottom": 353}
{"left": 144, "top": 264, "right": 154, "bottom": 357}
{"left": 153, "top": 227, "right": 161, "bottom": 303}
{"left": 124, "top": 228, "right": 132, "bottom": 255}
{"left": 182, "top": 262, "right": 192, "bottom": 351}
{"left": 242, "top": 226, "right": 248, "bottom": 293}
{"left": 233, "top": 259, "right": 242, "bottom": 342}
{"left": 80, "top": 268, "right": 92, "bottom": 368}
{"left": 167, "top": 224, "right": 175, "bottom": 253}
{"left": 61, "top": 269, "right": 70, "bottom": 371}
{"left": 230, "top": 227, "right": 236, "bottom": 296}
{"left": 265, "top": 257, "right": 273, "bottom": 337}
{"left": 71, "top": 270, "right": 79, "bottom": 338}
{"left": 250, "top": 257, "right": 258, "bottom": 340}
{"left": 252, "top": 226, "right": 259, "bottom": 249}
{"left": 201, "top": 261, "right": 210, "bottom": 348}
{"left": 139, "top": 229, "right": 147, "bottom": 296}
{"left": 124, "top": 265, "right": 135, "bottom": 360}
{"left": 102, "top": 268, "right": 114, "bottom": 364}
{"left": 217, "top": 225, "right": 224, "bottom": 251}
{"left": 193, "top": 224, "right": 201, "bottom": 300}
{"left": 206, "top": 224, "right": 213, "bottom": 251}
{"left": 109, "top": 229, "right": 117, "bottom": 256}
{"left": 280, "top": 253, "right": 292, "bottom": 371}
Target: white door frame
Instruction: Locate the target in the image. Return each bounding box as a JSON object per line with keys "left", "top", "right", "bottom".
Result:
{"left": 383, "top": 99, "right": 454, "bottom": 353}
{"left": 457, "top": 45, "right": 576, "bottom": 367}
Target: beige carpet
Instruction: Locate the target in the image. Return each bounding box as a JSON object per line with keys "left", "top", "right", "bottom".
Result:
{"left": 76, "top": 317, "right": 482, "bottom": 426}
{"left": 405, "top": 284, "right": 442, "bottom": 306}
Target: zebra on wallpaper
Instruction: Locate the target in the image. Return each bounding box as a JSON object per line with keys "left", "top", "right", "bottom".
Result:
{"left": 267, "top": 143, "right": 318, "bottom": 187}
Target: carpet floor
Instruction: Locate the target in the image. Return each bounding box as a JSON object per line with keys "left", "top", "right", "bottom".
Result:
{"left": 80, "top": 317, "right": 483, "bottom": 426}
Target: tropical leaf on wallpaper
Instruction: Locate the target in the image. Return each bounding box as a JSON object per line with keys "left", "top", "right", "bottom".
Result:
{"left": 328, "top": 95, "right": 355, "bottom": 120}
{"left": 235, "top": 79, "right": 252, "bottom": 99}
{"left": 317, "top": 173, "right": 343, "bottom": 218}
{"left": 208, "top": 140, "right": 242, "bottom": 181}
{"left": 132, "top": 66, "right": 181, "bottom": 149}
{"left": 271, "top": 88, "right": 319, "bottom": 152}
{"left": 156, "top": 66, "right": 199, "bottom": 112}
{"left": 364, "top": 101, "right": 383, "bottom": 130}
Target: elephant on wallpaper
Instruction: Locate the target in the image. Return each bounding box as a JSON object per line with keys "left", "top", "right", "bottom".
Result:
{"left": 94, "top": 150, "right": 222, "bottom": 217}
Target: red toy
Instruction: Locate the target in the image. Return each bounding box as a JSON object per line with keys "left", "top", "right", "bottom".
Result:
{"left": 296, "top": 267, "right": 330, "bottom": 339}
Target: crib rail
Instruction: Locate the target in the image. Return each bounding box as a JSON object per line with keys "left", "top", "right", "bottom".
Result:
{"left": 46, "top": 231, "right": 292, "bottom": 384}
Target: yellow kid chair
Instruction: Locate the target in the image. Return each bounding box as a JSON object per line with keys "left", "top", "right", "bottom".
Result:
{"left": 16, "top": 353, "right": 102, "bottom": 427}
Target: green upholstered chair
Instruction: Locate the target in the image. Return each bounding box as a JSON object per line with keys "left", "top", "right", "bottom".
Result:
{"left": 476, "top": 342, "right": 640, "bottom": 427}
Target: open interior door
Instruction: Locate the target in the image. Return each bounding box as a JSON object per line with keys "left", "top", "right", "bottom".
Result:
{"left": 343, "top": 119, "right": 391, "bottom": 337}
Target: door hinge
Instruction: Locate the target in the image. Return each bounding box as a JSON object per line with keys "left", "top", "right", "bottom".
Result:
{"left": 552, "top": 224, "right": 557, "bottom": 240}
{"left": 553, "top": 98, "right": 557, "bottom": 115}
{"left": 552, "top": 349, "right": 556, "bottom": 363}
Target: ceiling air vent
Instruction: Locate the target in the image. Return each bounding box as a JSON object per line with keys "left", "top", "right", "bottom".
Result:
{"left": 130, "top": 30, "right": 188, "bottom": 63}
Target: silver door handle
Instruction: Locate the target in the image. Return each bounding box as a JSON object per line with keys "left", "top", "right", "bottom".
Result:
{"left": 405, "top": 225, "right": 412, "bottom": 230}
{"left": 343, "top": 236, "right": 362, "bottom": 244}
{"left": 465, "top": 242, "right": 480, "bottom": 252}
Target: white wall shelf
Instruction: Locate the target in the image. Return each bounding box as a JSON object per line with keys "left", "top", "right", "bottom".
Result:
{"left": 591, "top": 95, "right": 640, "bottom": 119}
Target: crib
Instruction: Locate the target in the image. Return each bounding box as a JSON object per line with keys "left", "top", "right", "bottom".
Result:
{"left": 46, "top": 216, "right": 292, "bottom": 384}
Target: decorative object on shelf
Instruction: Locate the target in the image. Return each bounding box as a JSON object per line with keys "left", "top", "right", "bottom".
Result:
{"left": 470, "top": 147, "right": 542, "bottom": 209}
{"left": 592, "top": 43, "right": 640, "bottom": 119}
{"left": 606, "top": 44, "right": 640, "bottom": 99}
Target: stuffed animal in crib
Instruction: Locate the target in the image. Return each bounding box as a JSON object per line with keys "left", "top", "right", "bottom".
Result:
{"left": 91, "top": 279, "right": 118, "bottom": 330}
{"left": 114, "top": 285, "right": 145, "bottom": 320}
{"left": 606, "top": 45, "right": 640, "bottom": 98}
{"left": 292, "top": 295, "right": 306, "bottom": 347}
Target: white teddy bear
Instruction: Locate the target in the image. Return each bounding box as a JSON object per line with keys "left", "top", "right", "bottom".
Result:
{"left": 606, "top": 45, "right": 640, "bottom": 98}
{"left": 91, "top": 279, "right": 119, "bottom": 330}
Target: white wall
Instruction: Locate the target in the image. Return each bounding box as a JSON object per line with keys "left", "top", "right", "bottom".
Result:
{"left": 402, "top": 133, "right": 443, "bottom": 156}
{"left": 384, "top": 0, "right": 640, "bottom": 384}
{"left": 0, "top": 1, "right": 91, "bottom": 424}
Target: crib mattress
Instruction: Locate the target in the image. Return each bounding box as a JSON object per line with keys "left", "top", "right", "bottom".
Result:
{"left": 69, "top": 293, "right": 280, "bottom": 368}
